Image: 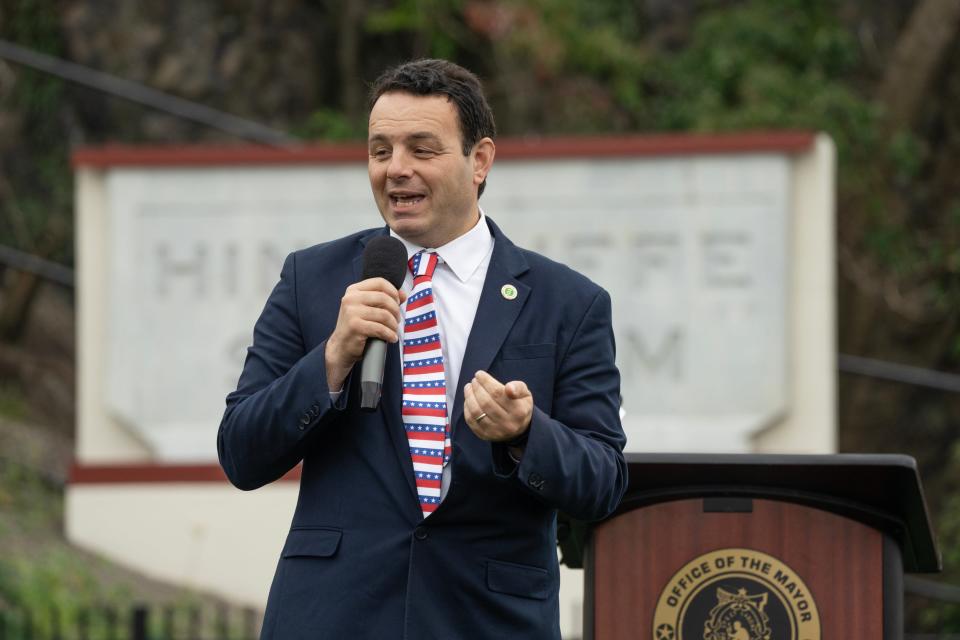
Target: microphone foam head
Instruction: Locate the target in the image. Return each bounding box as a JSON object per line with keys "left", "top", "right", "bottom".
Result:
{"left": 362, "top": 236, "right": 409, "bottom": 288}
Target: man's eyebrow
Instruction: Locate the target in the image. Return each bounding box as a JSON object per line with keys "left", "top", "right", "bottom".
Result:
{"left": 407, "top": 132, "right": 442, "bottom": 143}
{"left": 368, "top": 132, "right": 444, "bottom": 145}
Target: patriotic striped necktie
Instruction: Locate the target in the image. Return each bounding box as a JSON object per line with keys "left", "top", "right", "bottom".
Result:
{"left": 402, "top": 251, "right": 451, "bottom": 518}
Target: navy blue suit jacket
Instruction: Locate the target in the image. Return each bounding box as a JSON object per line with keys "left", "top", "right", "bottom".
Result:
{"left": 218, "top": 218, "right": 627, "bottom": 639}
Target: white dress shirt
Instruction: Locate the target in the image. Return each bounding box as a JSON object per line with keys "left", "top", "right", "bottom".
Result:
{"left": 393, "top": 212, "right": 494, "bottom": 499}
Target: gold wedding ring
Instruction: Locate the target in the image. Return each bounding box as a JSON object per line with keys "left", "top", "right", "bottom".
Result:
{"left": 475, "top": 412, "right": 488, "bottom": 423}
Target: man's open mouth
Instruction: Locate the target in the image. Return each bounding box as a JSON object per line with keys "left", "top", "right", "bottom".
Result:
{"left": 391, "top": 194, "right": 425, "bottom": 209}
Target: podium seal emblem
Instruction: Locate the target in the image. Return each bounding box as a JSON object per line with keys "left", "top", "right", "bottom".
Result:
{"left": 652, "top": 548, "right": 820, "bottom": 639}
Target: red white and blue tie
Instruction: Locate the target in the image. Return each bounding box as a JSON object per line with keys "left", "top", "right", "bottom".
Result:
{"left": 402, "top": 251, "right": 451, "bottom": 518}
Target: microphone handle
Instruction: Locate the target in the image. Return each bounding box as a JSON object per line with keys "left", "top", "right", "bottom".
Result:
{"left": 359, "top": 338, "right": 389, "bottom": 411}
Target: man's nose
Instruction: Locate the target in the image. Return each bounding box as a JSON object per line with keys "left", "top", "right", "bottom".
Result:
{"left": 386, "top": 149, "right": 413, "bottom": 180}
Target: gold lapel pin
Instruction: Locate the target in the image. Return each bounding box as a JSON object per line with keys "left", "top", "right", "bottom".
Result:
{"left": 501, "top": 284, "right": 518, "bottom": 300}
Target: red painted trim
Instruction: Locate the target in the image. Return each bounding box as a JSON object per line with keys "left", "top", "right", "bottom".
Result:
{"left": 494, "top": 131, "right": 816, "bottom": 159}
{"left": 69, "top": 462, "right": 301, "bottom": 485}
{"left": 71, "top": 132, "right": 817, "bottom": 168}
{"left": 71, "top": 143, "right": 366, "bottom": 168}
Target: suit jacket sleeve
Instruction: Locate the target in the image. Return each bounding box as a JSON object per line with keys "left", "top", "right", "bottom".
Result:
{"left": 494, "top": 288, "right": 628, "bottom": 522}
{"left": 217, "top": 252, "right": 341, "bottom": 490}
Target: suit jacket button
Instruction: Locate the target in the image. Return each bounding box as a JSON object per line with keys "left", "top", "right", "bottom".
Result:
{"left": 299, "top": 414, "right": 311, "bottom": 427}
{"left": 528, "top": 473, "right": 544, "bottom": 490}
{"left": 414, "top": 526, "right": 429, "bottom": 540}
{"left": 310, "top": 404, "right": 320, "bottom": 416}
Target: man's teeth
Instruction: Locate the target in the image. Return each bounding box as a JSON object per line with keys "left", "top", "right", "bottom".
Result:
{"left": 393, "top": 195, "right": 424, "bottom": 205}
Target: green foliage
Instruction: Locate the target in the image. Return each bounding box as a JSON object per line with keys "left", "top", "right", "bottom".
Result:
{"left": 0, "top": 456, "right": 110, "bottom": 636}
{"left": 630, "top": 0, "right": 956, "bottom": 316}
{"left": 0, "top": 552, "right": 122, "bottom": 638}
{"left": 0, "top": 455, "right": 244, "bottom": 638}
{"left": 888, "top": 131, "right": 927, "bottom": 184}
{"left": 0, "top": 460, "right": 58, "bottom": 532}
{"left": 294, "top": 108, "right": 365, "bottom": 141}
{"left": 0, "top": 382, "right": 28, "bottom": 421}
{"left": 364, "top": 2, "right": 427, "bottom": 33}
{"left": 914, "top": 487, "right": 960, "bottom": 630}
{"left": 0, "top": 552, "right": 245, "bottom": 640}
{"left": 364, "top": 0, "right": 464, "bottom": 60}
{"left": 0, "top": 0, "right": 73, "bottom": 264}
{"left": 640, "top": 1, "right": 870, "bottom": 138}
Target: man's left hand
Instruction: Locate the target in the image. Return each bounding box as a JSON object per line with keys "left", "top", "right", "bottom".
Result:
{"left": 464, "top": 371, "right": 533, "bottom": 442}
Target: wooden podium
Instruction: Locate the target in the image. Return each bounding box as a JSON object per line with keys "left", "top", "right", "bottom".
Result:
{"left": 562, "top": 454, "right": 940, "bottom": 640}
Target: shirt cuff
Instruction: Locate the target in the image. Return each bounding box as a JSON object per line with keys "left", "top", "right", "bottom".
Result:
{"left": 329, "top": 389, "right": 348, "bottom": 410}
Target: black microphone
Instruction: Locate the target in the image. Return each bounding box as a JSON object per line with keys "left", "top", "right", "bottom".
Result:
{"left": 359, "top": 236, "right": 408, "bottom": 411}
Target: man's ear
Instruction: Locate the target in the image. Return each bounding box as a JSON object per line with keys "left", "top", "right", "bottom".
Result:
{"left": 472, "top": 137, "right": 496, "bottom": 187}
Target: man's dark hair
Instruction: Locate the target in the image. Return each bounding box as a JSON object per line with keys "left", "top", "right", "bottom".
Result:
{"left": 369, "top": 59, "right": 496, "bottom": 196}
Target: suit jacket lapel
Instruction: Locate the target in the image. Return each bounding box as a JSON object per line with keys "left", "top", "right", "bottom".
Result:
{"left": 354, "top": 229, "right": 420, "bottom": 507}
{"left": 451, "top": 219, "right": 531, "bottom": 431}
{"left": 381, "top": 342, "right": 418, "bottom": 503}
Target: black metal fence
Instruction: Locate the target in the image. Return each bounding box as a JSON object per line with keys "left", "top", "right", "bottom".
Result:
{"left": 0, "top": 603, "right": 260, "bottom": 640}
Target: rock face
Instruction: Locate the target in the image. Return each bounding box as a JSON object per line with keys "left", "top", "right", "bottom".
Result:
{"left": 58, "top": 0, "right": 339, "bottom": 143}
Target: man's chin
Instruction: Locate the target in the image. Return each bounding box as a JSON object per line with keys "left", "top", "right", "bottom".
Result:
{"left": 387, "top": 217, "right": 430, "bottom": 244}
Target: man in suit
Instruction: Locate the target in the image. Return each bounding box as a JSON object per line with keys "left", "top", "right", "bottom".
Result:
{"left": 218, "top": 59, "right": 627, "bottom": 639}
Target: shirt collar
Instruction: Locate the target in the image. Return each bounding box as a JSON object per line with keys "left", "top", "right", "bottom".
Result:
{"left": 391, "top": 210, "right": 493, "bottom": 283}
